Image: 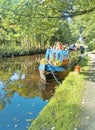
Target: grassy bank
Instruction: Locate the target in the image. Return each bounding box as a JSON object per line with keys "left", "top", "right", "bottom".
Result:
{"left": 29, "top": 56, "right": 89, "bottom": 130}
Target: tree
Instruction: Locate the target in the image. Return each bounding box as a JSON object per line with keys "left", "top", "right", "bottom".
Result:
{"left": 1, "top": 0, "right": 95, "bottom": 55}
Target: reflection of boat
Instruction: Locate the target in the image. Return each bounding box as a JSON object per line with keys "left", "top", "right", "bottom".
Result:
{"left": 39, "top": 48, "right": 80, "bottom": 82}
{"left": 38, "top": 79, "right": 57, "bottom": 100}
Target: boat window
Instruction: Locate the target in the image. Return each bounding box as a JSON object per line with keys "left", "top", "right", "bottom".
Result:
{"left": 63, "top": 54, "right": 69, "bottom": 60}
{"left": 53, "top": 53, "right": 56, "bottom": 59}
{"left": 58, "top": 53, "right": 60, "bottom": 60}
{"left": 47, "top": 54, "right": 49, "bottom": 60}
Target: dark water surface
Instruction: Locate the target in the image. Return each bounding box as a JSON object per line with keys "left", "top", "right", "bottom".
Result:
{"left": 0, "top": 55, "right": 57, "bottom": 130}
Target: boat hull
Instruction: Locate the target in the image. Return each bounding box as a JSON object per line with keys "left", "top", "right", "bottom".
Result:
{"left": 39, "top": 64, "right": 71, "bottom": 82}
{"left": 46, "top": 69, "right": 70, "bottom": 81}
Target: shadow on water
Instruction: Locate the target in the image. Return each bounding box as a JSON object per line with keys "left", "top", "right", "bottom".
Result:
{"left": 0, "top": 55, "right": 58, "bottom": 130}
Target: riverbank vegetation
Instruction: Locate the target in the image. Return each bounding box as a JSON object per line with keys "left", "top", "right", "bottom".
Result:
{"left": 0, "top": 1, "right": 95, "bottom": 57}
{"left": 29, "top": 55, "right": 89, "bottom": 130}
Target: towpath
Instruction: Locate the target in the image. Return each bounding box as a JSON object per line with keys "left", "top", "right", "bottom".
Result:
{"left": 78, "top": 52, "right": 95, "bottom": 130}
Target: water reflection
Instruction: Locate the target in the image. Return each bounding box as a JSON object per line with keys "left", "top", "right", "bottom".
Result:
{"left": 9, "top": 71, "right": 25, "bottom": 81}
{"left": 0, "top": 55, "right": 58, "bottom": 130}
{"left": 0, "top": 75, "right": 57, "bottom": 110}
{"left": 38, "top": 79, "right": 58, "bottom": 101}
{"left": 0, "top": 55, "right": 46, "bottom": 109}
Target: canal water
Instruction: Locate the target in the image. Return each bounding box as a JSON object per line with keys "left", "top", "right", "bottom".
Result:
{"left": 0, "top": 55, "right": 58, "bottom": 130}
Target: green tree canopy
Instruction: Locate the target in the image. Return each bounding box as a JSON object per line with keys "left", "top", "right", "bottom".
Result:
{"left": 0, "top": 0, "right": 95, "bottom": 54}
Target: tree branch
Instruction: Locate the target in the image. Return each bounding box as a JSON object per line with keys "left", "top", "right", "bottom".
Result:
{"left": 62, "top": 7, "right": 95, "bottom": 18}
{"left": 0, "top": 6, "right": 95, "bottom": 19}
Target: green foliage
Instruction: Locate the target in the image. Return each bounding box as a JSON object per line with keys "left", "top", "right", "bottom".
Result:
{"left": 87, "top": 39, "right": 95, "bottom": 51}
{"left": 71, "top": 1, "right": 95, "bottom": 45}
{"left": 0, "top": 0, "right": 95, "bottom": 56}
{"left": 92, "top": 49, "right": 95, "bottom": 54}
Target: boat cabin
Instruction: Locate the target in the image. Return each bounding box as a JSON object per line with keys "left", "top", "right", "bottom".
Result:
{"left": 45, "top": 49, "right": 69, "bottom": 66}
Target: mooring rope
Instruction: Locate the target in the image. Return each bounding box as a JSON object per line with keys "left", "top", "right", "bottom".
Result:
{"left": 49, "top": 66, "right": 61, "bottom": 84}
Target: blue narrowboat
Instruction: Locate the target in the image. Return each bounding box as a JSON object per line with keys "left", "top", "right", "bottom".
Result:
{"left": 39, "top": 48, "right": 80, "bottom": 82}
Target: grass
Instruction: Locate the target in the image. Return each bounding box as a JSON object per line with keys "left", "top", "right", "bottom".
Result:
{"left": 29, "top": 56, "right": 89, "bottom": 130}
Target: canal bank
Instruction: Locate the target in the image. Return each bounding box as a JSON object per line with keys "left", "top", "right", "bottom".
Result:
{"left": 29, "top": 56, "right": 89, "bottom": 130}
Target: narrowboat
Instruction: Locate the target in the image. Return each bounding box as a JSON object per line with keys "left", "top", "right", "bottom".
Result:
{"left": 39, "top": 48, "right": 80, "bottom": 83}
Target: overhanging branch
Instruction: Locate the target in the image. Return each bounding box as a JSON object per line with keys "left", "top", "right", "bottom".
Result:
{"left": 62, "top": 7, "right": 95, "bottom": 18}
{"left": 0, "top": 6, "right": 95, "bottom": 19}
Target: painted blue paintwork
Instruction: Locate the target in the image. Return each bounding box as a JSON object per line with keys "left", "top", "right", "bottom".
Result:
{"left": 39, "top": 49, "right": 68, "bottom": 72}
{"left": 39, "top": 63, "right": 65, "bottom": 72}
{"left": 45, "top": 49, "right": 69, "bottom": 62}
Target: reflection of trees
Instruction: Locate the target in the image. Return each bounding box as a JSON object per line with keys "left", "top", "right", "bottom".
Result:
{"left": 38, "top": 79, "right": 57, "bottom": 101}
{"left": 5, "top": 71, "right": 41, "bottom": 97}
{"left": 0, "top": 54, "right": 57, "bottom": 110}
{"left": 0, "top": 101, "right": 5, "bottom": 110}
{"left": 0, "top": 76, "right": 57, "bottom": 110}
{"left": 0, "top": 81, "right": 15, "bottom": 110}
{"left": 0, "top": 90, "right": 15, "bottom": 110}
{"left": 0, "top": 55, "right": 43, "bottom": 81}
{"left": 0, "top": 55, "right": 43, "bottom": 110}
{"left": 6, "top": 81, "right": 39, "bottom": 98}
{"left": 0, "top": 77, "right": 57, "bottom": 110}
{"left": 0, "top": 78, "right": 40, "bottom": 110}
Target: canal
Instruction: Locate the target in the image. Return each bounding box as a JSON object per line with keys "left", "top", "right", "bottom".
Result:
{"left": 0, "top": 55, "right": 58, "bottom": 130}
